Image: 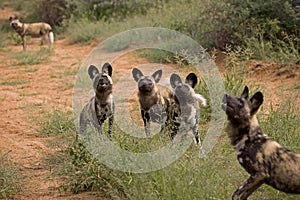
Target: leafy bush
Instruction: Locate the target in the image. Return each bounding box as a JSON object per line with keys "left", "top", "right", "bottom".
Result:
{"left": 168, "top": 0, "right": 300, "bottom": 59}
{"left": 66, "top": 18, "right": 103, "bottom": 44}
{"left": 226, "top": 0, "right": 300, "bottom": 45}
{"left": 35, "top": 0, "right": 68, "bottom": 27}
{"left": 67, "top": 0, "right": 167, "bottom": 22}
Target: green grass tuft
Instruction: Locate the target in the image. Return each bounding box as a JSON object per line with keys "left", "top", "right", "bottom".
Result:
{"left": 0, "top": 153, "right": 21, "bottom": 199}
{"left": 13, "top": 48, "right": 52, "bottom": 65}
{"left": 261, "top": 100, "right": 300, "bottom": 152}
{"left": 1, "top": 80, "right": 29, "bottom": 86}
{"left": 38, "top": 109, "right": 75, "bottom": 136}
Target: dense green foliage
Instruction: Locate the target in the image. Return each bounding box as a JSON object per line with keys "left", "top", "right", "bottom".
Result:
{"left": 66, "top": 0, "right": 167, "bottom": 22}
{"left": 5, "top": 0, "right": 299, "bottom": 62}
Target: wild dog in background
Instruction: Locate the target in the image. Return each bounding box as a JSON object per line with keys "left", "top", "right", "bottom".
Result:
{"left": 222, "top": 86, "right": 300, "bottom": 200}
{"left": 9, "top": 16, "right": 54, "bottom": 51}
{"left": 168, "top": 73, "right": 206, "bottom": 144}
{"left": 132, "top": 68, "right": 169, "bottom": 137}
{"left": 79, "top": 63, "right": 114, "bottom": 138}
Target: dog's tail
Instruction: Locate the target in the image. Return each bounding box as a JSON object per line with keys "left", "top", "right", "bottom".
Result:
{"left": 49, "top": 30, "right": 54, "bottom": 44}
{"left": 194, "top": 93, "right": 207, "bottom": 107}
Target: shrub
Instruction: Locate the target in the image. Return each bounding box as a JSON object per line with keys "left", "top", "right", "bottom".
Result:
{"left": 168, "top": 0, "right": 300, "bottom": 53}
{"left": 35, "top": 0, "right": 68, "bottom": 27}
{"left": 67, "top": 0, "right": 167, "bottom": 22}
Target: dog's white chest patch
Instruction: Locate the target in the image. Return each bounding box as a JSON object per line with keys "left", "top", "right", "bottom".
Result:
{"left": 237, "top": 152, "right": 243, "bottom": 164}
{"left": 238, "top": 156, "right": 243, "bottom": 164}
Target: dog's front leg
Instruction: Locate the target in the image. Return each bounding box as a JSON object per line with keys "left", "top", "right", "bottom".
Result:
{"left": 108, "top": 115, "right": 114, "bottom": 137}
{"left": 232, "top": 174, "right": 265, "bottom": 200}
{"left": 94, "top": 122, "right": 103, "bottom": 139}
{"left": 41, "top": 35, "right": 45, "bottom": 46}
{"left": 22, "top": 35, "right": 26, "bottom": 51}
{"left": 192, "top": 125, "right": 200, "bottom": 144}
{"left": 79, "top": 112, "right": 88, "bottom": 135}
{"left": 141, "top": 110, "right": 150, "bottom": 137}
{"left": 169, "top": 120, "right": 179, "bottom": 141}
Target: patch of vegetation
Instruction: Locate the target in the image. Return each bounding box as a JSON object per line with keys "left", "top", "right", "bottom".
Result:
{"left": 21, "top": 66, "right": 39, "bottom": 73}
{"left": 291, "top": 83, "right": 300, "bottom": 90}
{"left": 12, "top": 48, "right": 52, "bottom": 65}
{"left": 38, "top": 109, "right": 75, "bottom": 136}
{"left": 8, "top": 32, "right": 23, "bottom": 45}
{"left": 0, "top": 153, "right": 21, "bottom": 199}
{"left": 0, "top": 25, "right": 8, "bottom": 50}
{"left": 66, "top": 0, "right": 166, "bottom": 22}
{"left": 66, "top": 18, "right": 102, "bottom": 44}
{"left": 138, "top": 49, "right": 175, "bottom": 63}
{"left": 261, "top": 100, "right": 300, "bottom": 152}
{"left": 6, "top": 0, "right": 299, "bottom": 63}
{"left": 242, "top": 21, "right": 300, "bottom": 63}
{"left": 1, "top": 80, "right": 29, "bottom": 86}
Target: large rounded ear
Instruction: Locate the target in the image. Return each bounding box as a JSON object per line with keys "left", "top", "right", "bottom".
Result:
{"left": 250, "top": 92, "right": 263, "bottom": 115}
{"left": 241, "top": 86, "right": 249, "bottom": 99}
{"left": 132, "top": 68, "right": 143, "bottom": 82}
{"left": 151, "top": 69, "right": 162, "bottom": 83}
{"left": 185, "top": 73, "right": 198, "bottom": 88}
{"left": 88, "top": 65, "right": 99, "bottom": 79}
{"left": 170, "top": 73, "right": 182, "bottom": 89}
{"left": 102, "top": 63, "right": 112, "bottom": 77}
{"left": 9, "top": 16, "right": 18, "bottom": 21}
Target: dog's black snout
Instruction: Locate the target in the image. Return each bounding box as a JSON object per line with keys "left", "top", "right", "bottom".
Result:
{"left": 97, "top": 76, "right": 109, "bottom": 86}
{"left": 139, "top": 79, "right": 153, "bottom": 88}
{"left": 222, "top": 94, "right": 228, "bottom": 103}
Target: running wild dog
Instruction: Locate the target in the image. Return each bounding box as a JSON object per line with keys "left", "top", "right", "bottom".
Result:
{"left": 79, "top": 63, "right": 114, "bottom": 137}
{"left": 222, "top": 86, "right": 300, "bottom": 200}
{"left": 9, "top": 16, "right": 54, "bottom": 51}
{"left": 168, "top": 73, "right": 206, "bottom": 144}
{"left": 132, "top": 68, "right": 169, "bottom": 137}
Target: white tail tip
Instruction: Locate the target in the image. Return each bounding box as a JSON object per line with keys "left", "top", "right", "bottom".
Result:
{"left": 194, "top": 93, "right": 207, "bottom": 107}
{"left": 49, "top": 31, "right": 54, "bottom": 44}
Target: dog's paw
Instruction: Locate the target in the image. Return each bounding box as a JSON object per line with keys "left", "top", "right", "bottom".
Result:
{"left": 193, "top": 136, "right": 201, "bottom": 145}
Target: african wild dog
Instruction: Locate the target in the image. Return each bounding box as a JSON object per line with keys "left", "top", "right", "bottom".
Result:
{"left": 222, "top": 86, "right": 300, "bottom": 200}
{"left": 132, "top": 68, "right": 169, "bottom": 137}
{"left": 168, "top": 73, "right": 206, "bottom": 144}
{"left": 79, "top": 63, "right": 114, "bottom": 138}
{"left": 9, "top": 16, "right": 54, "bottom": 51}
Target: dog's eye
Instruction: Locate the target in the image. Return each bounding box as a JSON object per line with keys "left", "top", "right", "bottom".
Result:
{"left": 238, "top": 100, "right": 244, "bottom": 107}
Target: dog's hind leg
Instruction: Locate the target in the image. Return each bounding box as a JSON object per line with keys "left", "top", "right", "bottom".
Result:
{"left": 45, "top": 33, "right": 52, "bottom": 49}
{"left": 42, "top": 34, "right": 49, "bottom": 47}
{"left": 232, "top": 174, "right": 265, "bottom": 200}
